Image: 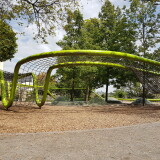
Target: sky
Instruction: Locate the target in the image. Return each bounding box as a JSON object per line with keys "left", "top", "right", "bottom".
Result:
{"left": 3, "top": 0, "right": 155, "bottom": 93}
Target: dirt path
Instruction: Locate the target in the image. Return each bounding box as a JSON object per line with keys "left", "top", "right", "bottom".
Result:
{"left": 0, "top": 104, "right": 160, "bottom": 133}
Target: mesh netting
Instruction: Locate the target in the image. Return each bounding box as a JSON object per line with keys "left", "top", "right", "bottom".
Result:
{"left": 0, "top": 51, "right": 160, "bottom": 108}
{"left": 16, "top": 57, "right": 57, "bottom": 106}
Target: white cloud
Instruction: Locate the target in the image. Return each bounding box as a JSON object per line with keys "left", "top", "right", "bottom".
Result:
{"left": 80, "top": 0, "right": 130, "bottom": 20}
{"left": 79, "top": 0, "right": 102, "bottom": 19}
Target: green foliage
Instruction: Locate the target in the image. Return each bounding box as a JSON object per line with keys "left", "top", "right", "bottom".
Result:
{"left": 0, "top": 20, "right": 17, "bottom": 62}
{"left": 126, "top": 0, "right": 160, "bottom": 58}
{"left": 113, "top": 89, "right": 127, "bottom": 98}
{"left": 98, "top": 0, "right": 137, "bottom": 52}
{"left": 150, "top": 47, "right": 160, "bottom": 60}
{"left": 56, "top": 5, "right": 137, "bottom": 101}
{"left": 48, "top": 75, "right": 57, "bottom": 90}
{"left": 97, "top": 0, "right": 137, "bottom": 101}
{"left": 81, "top": 18, "right": 102, "bottom": 50}
{"left": 56, "top": 10, "right": 101, "bottom": 101}
{"left": 120, "top": 81, "right": 155, "bottom": 98}
{"left": 124, "top": 81, "right": 143, "bottom": 98}
{"left": 57, "top": 9, "right": 84, "bottom": 49}
{"left": 0, "top": 0, "right": 78, "bottom": 42}
{"left": 55, "top": 0, "right": 160, "bottom": 101}
{"left": 56, "top": 10, "right": 84, "bottom": 100}
{"left": 89, "top": 97, "right": 106, "bottom": 105}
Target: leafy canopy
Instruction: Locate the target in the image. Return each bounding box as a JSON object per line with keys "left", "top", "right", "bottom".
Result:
{"left": 0, "top": 0, "right": 78, "bottom": 43}
{"left": 0, "top": 20, "right": 17, "bottom": 62}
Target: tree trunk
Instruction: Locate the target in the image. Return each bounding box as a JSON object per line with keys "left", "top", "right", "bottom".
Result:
{"left": 142, "top": 70, "right": 146, "bottom": 106}
{"left": 105, "top": 68, "right": 110, "bottom": 102}
{"left": 105, "top": 78, "right": 109, "bottom": 102}
{"left": 85, "top": 85, "right": 90, "bottom": 102}
{"left": 70, "top": 80, "right": 75, "bottom": 101}
{"left": 70, "top": 70, "right": 75, "bottom": 101}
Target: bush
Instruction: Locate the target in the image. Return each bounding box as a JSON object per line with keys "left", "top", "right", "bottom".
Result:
{"left": 113, "top": 89, "right": 127, "bottom": 98}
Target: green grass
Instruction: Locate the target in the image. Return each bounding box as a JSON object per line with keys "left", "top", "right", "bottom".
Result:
{"left": 118, "top": 98, "right": 160, "bottom": 102}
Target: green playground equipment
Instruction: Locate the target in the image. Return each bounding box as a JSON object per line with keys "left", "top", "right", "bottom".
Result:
{"left": 0, "top": 50, "right": 160, "bottom": 110}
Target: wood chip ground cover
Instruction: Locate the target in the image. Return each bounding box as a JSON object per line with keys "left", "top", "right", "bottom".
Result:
{"left": 0, "top": 104, "right": 160, "bottom": 133}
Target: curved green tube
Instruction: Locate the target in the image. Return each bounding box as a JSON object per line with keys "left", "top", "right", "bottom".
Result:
{"left": 0, "top": 61, "right": 126, "bottom": 109}
{"left": 0, "top": 50, "right": 160, "bottom": 109}
{"left": 0, "top": 71, "right": 32, "bottom": 109}
{"left": 0, "top": 71, "right": 44, "bottom": 109}
{"left": 34, "top": 61, "right": 127, "bottom": 108}
{"left": 0, "top": 70, "right": 8, "bottom": 107}
{"left": 1, "top": 60, "right": 160, "bottom": 109}
{"left": 17, "top": 50, "right": 160, "bottom": 67}
{"left": 34, "top": 61, "right": 160, "bottom": 108}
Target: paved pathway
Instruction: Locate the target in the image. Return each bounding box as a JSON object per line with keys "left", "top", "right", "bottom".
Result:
{"left": 0, "top": 122, "right": 160, "bottom": 160}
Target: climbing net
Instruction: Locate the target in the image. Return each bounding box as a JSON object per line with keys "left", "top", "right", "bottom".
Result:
{"left": 0, "top": 50, "right": 160, "bottom": 109}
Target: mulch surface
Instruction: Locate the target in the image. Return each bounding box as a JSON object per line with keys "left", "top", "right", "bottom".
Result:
{"left": 0, "top": 103, "right": 160, "bottom": 133}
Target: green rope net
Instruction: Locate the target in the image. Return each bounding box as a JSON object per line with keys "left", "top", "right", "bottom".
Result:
{"left": 0, "top": 50, "right": 160, "bottom": 110}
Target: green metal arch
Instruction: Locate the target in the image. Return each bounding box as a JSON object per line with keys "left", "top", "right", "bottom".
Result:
{"left": 17, "top": 50, "right": 160, "bottom": 66}
{"left": 1, "top": 61, "right": 160, "bottom": 109}
{"left": 1, "top": 61, "right": 127, "bottom": 109}
{"left": 1, "top": 50, "right": 160, "bottom": 109}
{"left": 36, "top": 61, "right": 160, "bottom": 108}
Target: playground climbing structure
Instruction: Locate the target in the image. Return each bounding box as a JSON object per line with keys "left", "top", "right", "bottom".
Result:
{"left": 0, "top": 50, "right": 160, "bottom": 110}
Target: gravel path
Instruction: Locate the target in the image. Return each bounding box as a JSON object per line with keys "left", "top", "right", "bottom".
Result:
{"left": 0, "top": 122, "right": 160, "bottom": 160}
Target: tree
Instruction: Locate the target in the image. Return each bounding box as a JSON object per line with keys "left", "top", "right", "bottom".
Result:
{"left": 56, "top": 9, "right": 84, "bottom": 101}
{"left": 98, "top": 0, "right": 137, "bottom": 102}
{"left": 80, "top": 18, "right": 102, "bottom": 50}
{"left": 37, "top": 72, "right": 46, "bottom": 84}
{"left": 126, "top": 0, "right": 160, "bottom": 58}
{"left": 113, "top": 89, "right": 127, "bottom": 98}
{"left": 124, "top": 81, "right": 143, "bottom": 98}
{"left": 78, "top": 65, "right": 99, "bottom": 101}
{"left": 56, "top": 2, "right": 138, "bottom": 102}
{"left": 0, "top": 20, "right": 17, "bottom": 62}
{"left": 57, "top": 9, "right": 84, "bottom": 49}
{"left": 0, "top": 0, "right": 78, "bottom": 42}
{"left": 126, "top": 0, "right": 160, "bottom": 104}
{"left": 79, "top": 18, "right": 103, "bottom": 100}
{"left": 56, "top": 10, "right": 102, "bottom": 101}
{"left": 152, "top": 47, "right": 160, "bottom": 61}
